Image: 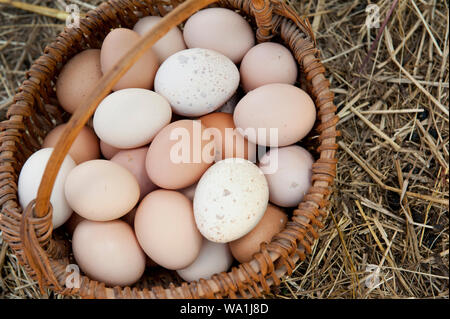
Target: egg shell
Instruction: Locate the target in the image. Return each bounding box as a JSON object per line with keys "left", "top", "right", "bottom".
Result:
{"left": 215, "top": 91, "right": 241, "bottom": 114}
{"left": 121, "top": 207, "right": 136, "bottom": 227}
{"left": 100, "top": 28, "right": 159, "bottom": 91}
{"left": 229, "top": 204, "right": 287, "bottom": 263}
{"left": 72, "top": 219, "right": 146, "bottom": 286}
{"left": 133, "top": 16, "right": 186, "bottom": 63}
{"left": 43, "top": 124, "right": 100, "bottom": 164}
{"left": 146, "top": 120, "right": 214, "bottom": 189}
{"left": 193, "top": 158, "right": 269, "bottom": 243}
{"left": 18, "top": 148, "right": 76, "bottom": 228}
{"left": 199, "top": 112, "right": 257, "bottom": 162}
{"left": 259, "top": 145, "right": 314, "bottom": 207}
{"left": 154, "top": 48, "right": 240, "bottom": 117}
{"left": 64, "top": 159, "right": 140, "bottom": 221}
{"left": 234, "top": 83, "right": 316, "bottom": 147}
{"left": 111, "top": 147, "right": 157, "bottom": 200}
{"left": 183, "top": 8, "right": 255, "bottom": 63}
{"left": 56, "top": 49, "right": 103, "bottom": 114}
{"left": 240, "top": 42, "right": 298, "bottom": 92}
{"left": 180, "top": 183, "right": 197, "bottom": 201}
{"left": 100, "top": 140, "right": 122, "bottom": 159}
{"left": 176, "top": 238, "right": 233, "bottom": 282}
{"left": 93, "top": 88, "right": 172, "bottom": 149}
{"left": 134, "top": 190, "right": 202, "bottom": 270}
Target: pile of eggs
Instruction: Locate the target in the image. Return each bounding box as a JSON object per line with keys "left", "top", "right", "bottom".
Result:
{"left": 18, "top": 8, "right": 317, "bottom": 287}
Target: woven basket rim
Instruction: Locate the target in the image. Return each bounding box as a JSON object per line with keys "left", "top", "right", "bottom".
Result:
{"left": 0, "top": 0, "right": 338, "bottom": 299}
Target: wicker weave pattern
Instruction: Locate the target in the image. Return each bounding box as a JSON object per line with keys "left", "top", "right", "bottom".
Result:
{"left": 0, "top": 0, "right": 338, "bottom": 299}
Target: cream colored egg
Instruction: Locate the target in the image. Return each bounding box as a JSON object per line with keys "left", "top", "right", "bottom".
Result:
{"left": 133, "top": 16, "right": 186, "bottom": 62}
{"left": 18, "top": 148, "right": 76, "bottom": 228}
{"left": 93, "top": 88, "right": 171, "bottom": 149}
{"left": 176, "top": 238, "right": 233, "bottom": 282}
{"left": 154, "top": 48, "right": 239, "bottom": 117}
{"left": 64, "top": 159, "right": 140, "bottom": 221}
{"left": 72, "top": 219, "right": 146, "bottom": 287}
{"left": 193, "top": 158, "right": 269, "bottom": 243}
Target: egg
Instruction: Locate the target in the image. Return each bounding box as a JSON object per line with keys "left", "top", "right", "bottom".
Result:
{"left": 259, "top": 145, "right": 314, "bottom": 207}
{"left": 234, "top": 83, "right": 316, "bottom": 147}
{"left": 134, "top": 190, "right": 202, "bottom": 270}
{"left": 64, "top": 160, "right": 140, "bottom": 221}
{"left": 100, "top": 28, "right": 159, "bottom": 91}
{"left": 93, "top": 88, "right": 171, "bottom": 149}
{"left": 146, "top": 120, "right": 214, "bottom": 189}
{"left": 194, "top": 158, "right": 269, "bottom": 243}
{"left": 56, "top": 49, "right": 103, "bottom": 114}
{"left": 229, "top": 204, "right": 287, "bottom": 263}
{"left": 43, "top": 124, "right": 100, "bottom": 164}
{"left": 180, "top": 183, "right": 197, "bottom": 201}
{"left": 133, "top": 16, "right": 186, "bottom": 62}
{"left": 183, "top": 8, "right": 254, "bottom": 63}
{"left": 111, "top": 147, "right": 157, "bottom": 200}
{"left": 154, "top": 48, "right": 240, "bottom": 117}
{"left": 199, "top": 112, "right": 256, "bottom": 162}
{"left": 18, "top": 148, "right": 76, "bottom": 228}
{"left": 176, "top": 238, "right": 233, "bottom": 282}
{"left": 240, "top": 42, "right": 298, "bottom": 92}
{"left": 72, "top": 219, "right": 146, "bottom": 286}
{"left": 100, "top": 140, "right": 121, "bottom": 159}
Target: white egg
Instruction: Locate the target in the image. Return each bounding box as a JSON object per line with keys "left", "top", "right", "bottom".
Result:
{"left": 93, "top": 88, "right": 171, "bottom": 149}
{"left": 193, "top": 158, "right": 269, "bottom": 243}
{"left": 176, "top": 238, "right": 233, "bottom": 282}
{"left": 154, "top": 48, "right": 240, "bottom": 117}
{"left": 18, "top": 148, "right": 76, "bottom": 228}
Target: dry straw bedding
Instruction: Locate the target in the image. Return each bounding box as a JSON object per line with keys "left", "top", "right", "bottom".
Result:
{"left": 0, "top": 0, "right": 448, "bottom": 299}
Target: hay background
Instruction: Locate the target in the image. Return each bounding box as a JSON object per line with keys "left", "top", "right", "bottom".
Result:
{"left": 0, "top": 0, "right": 448, "bottom": 299}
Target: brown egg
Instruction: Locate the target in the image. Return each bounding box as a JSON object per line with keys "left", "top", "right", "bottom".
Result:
{"left": 111, "top": 147, "right": 157, "bottom": 200}
{"left": 134, "top": 190, "right": 202, "bottom": 270}
{"left": 43, "top": 124, "right": 100, "bottom": 164}
{"left": 199, "top": 112, "right": 256, "bottom": 162}
{"left": 183, "top": 8, "right": 254, "bottom": 63}
{"left": 56, "top": 49, "right": 103, "bottom": 114}
{"left": 145, "top": 120, "right": 214, "bottom": 189}
{"left": 72, "top": 219, "right": 146, "bottom": 286}
{"left": 100, "top": 140, "right": 122, "bottom": 159}
{"left": 101, "top": 28, "right": 159, "bottom": 91}
{"left": 229, "top": 204, "right": 287, "bottom": 263}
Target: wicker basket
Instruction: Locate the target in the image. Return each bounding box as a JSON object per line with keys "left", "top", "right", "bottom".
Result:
{"left": 0, "top": 0, "right": 338, "bottom": 299}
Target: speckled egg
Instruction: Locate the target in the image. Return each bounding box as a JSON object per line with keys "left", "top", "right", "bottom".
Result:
{"left": 193, "top": 158, "right": 269, "bottom": 243}
{"left": 154, "top": 48, "right": 239, "bottom": 117}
